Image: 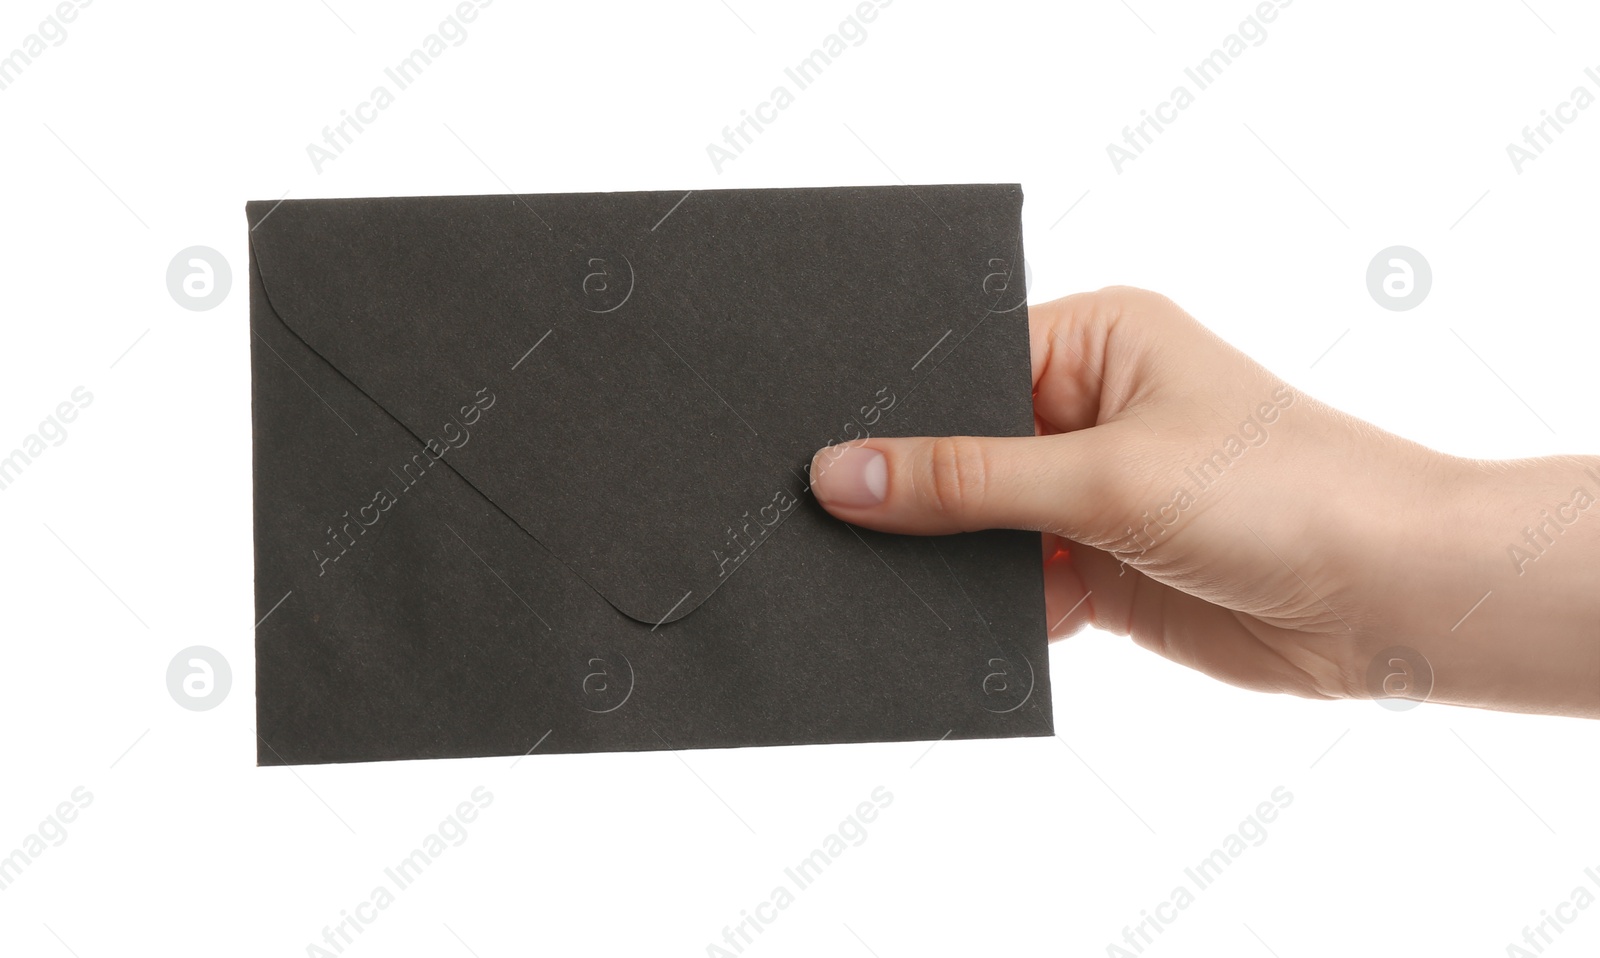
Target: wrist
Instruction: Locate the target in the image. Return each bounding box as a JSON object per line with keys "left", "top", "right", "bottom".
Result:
{"left": 1381, "top": 452, "right": 1600, "bottom": 716}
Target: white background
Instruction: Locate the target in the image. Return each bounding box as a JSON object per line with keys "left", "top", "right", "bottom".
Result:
{"left": 2, "top": 1, "right": 1599, "bottom": 955}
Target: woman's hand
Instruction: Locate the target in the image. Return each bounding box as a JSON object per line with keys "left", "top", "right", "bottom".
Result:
{"left": 810, "top": 287, "right": 1600, "bottom": 718}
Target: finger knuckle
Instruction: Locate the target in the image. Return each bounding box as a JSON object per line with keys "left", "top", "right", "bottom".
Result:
{"left": 1097, "top": 284, "right": 1170, "bottom": 314}
{"left": 926, "top": 436, "right": 989, "bottom": 520}
{"left": 1095, "top": 285, "right": 1194, "bottom": 336}
{"left": 1318, "top": 636, "right": 1367, "bottom": 701}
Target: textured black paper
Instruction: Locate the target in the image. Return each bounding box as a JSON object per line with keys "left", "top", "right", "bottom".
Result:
{"left": 249, "top": 185, "right": 1050, "bottom": 765}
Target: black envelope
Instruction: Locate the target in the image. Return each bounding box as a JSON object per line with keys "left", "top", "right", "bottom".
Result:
{"left": 248, "top": 185, "right": 1050, "bottom": 766}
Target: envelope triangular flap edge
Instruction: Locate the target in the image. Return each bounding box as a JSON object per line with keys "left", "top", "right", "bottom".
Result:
{"left": 245, "top": 185, "right": 1025, "bottom": 627}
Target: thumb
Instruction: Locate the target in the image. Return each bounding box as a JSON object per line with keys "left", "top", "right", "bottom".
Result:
{"left": 808, "top": 430, "right": 1136, "bottom": 537}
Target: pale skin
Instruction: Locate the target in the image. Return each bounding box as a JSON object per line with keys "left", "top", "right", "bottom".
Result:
{"left": 809, "top": 287, "right": 1600, "bottom": 719}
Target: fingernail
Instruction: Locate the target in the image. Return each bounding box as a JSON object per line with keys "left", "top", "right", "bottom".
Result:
{"left": 813, "top": 446, "right": 887, "bottom": 507}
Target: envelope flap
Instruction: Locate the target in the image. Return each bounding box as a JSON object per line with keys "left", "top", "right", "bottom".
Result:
{"left": 247, "top": 186, "right": 1024, "bottom": 625}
